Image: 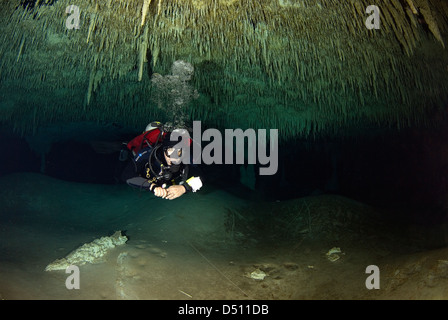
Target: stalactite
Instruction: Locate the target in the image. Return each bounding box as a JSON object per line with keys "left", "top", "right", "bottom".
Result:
{"left": 138, "top": 24, "right": 149, "bottom": 81}
{"left": 86, "top": 54, "right": 99, "bottom": 107}
{"left": 86, "top": 13, "right": 96, "bottom": 44}
{"left": 16, "top": 37, "right": 25, "bottom": 63}
{"left": 406, "top": 0, "right": 419, "bottom": 14}
{"left": 0, "top": 0, "right": 446, "bottom": 138}
{"left": 141, "top": 0, "right": 152, "bottom": 26}
{"left": 418, "top": 0, "right": 445, "bottom": 47}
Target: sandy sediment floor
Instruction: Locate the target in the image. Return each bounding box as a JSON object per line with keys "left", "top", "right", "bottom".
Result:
{"left": 0, "top": 173, "right": 447, "bottom": 300}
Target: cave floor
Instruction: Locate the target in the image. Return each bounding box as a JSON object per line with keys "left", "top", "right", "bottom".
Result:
{"left": 0, "top": 173, "right": 447, "bottom": 300}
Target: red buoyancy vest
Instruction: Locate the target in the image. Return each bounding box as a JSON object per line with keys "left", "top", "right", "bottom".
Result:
{"left": 126, "top": 128, "right": 166, "bottom": 154}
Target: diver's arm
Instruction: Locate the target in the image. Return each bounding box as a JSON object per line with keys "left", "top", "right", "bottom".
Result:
{"left": 179, "top": 165, "right": 203, "bottom": 193}
{"left": 152, "top": 186, "right": 169, "bottom": 199}
{"left": 150, "top": 182, "right": 186, "bottom": 200}
{"left": 165, "top": 171, "right": 203, "bottom": 200}
{"left": 165, "top": 185, "right": 186, "bottom": 200}
{"left": 152, "top": 165, "right": 204, "bottom": 200}
{"left": 148, "top": 183, "right": 169, "bottom": 199}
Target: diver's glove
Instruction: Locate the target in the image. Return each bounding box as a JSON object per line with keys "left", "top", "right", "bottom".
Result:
{"left": 182, "top": 176, "right": 203, "bottom": 193}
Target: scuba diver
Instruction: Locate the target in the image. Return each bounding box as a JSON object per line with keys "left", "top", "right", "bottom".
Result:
{"left": 119, "top": 121, "right": 203, "bottom": 200}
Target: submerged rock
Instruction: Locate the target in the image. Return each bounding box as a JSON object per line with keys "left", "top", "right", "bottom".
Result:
{"left": 45, "top": 231, "right": 128, "bottom": 271}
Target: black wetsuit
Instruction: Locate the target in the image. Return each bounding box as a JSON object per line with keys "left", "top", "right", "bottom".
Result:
{"left": 120, "top": 144, "right": 202, "bottom": 193}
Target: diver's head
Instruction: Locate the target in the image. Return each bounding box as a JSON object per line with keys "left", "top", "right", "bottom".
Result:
{"left": 164, "top": 146, "right": 183, "bottom": 165}
{"left": 162, "top": 129, "right": 190, "bottom": 165}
